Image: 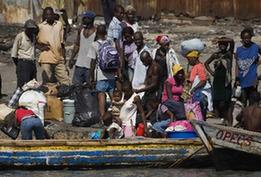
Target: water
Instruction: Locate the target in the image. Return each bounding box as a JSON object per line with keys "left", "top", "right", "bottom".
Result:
{"left": 0, "top": 168, "right": 260, "bottom": 177}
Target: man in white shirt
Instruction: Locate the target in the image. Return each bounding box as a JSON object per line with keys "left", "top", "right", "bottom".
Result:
{"left": 11, "top": 19, "right": 39, "bottom": 88}
{"left": 132, "top": 31, "right": 151, "bottom": 90}
{"left": 69, "top": 11, "right": 96, "bottom": 85}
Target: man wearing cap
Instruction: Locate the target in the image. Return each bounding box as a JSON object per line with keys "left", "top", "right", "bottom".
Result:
{"left": 69, "top": 11, "right": 96, "bottom": 85}
{"left": 37, "top": 7, "right": 70, "bottom": 85}
{"left": 11, "top": 19, "right": 39, "bottom": 88}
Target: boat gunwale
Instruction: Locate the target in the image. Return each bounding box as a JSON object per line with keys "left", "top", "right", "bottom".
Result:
{"left": 0, "top": 138, "right": 202, "bottom": 147}
{"left": 191, "top": 120, "right": 261, "bottom": 137}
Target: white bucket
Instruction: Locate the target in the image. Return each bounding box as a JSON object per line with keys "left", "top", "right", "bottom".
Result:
{"left": 63, "top": 99, "right": 75, "bottom": 124}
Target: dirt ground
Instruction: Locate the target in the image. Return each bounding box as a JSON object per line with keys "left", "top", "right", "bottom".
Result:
{"left": 0, "top": 16, "right": 261, "bottom": 139}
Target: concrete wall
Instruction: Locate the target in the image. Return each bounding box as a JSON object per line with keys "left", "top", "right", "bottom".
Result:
{"left": 0, "top": 0, "right": 261, "bottom": 24}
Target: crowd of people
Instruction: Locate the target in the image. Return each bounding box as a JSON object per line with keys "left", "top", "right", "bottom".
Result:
{"left": 9, "top": 3, "right": 261, "bottom": 140}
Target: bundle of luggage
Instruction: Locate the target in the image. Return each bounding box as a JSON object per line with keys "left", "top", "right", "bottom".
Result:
{"left": 0, "top": 80, "right": 101, "bottom": 139}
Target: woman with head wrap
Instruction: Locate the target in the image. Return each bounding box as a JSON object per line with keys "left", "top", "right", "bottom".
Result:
{"left": 119, "top": 27, "right": 136, "bottom": 82}
{"left": 186, "top": 50, "right": 213, "bottom": 119}
{"left": 162, "top": 64, "right": 185, "bottom": 103}
{"left": 152, "top": 35, "right": 180, "bottom": 99}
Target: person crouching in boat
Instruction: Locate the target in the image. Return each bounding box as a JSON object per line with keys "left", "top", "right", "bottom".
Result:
{"left": 101, "top": 111, "right": 124, "bottom": 139}
{"left": 236, "top": 91, "right": 261, "bottom": 132}
{"left": 186, "top": 50, "right": 213, "bottom": 120}
{"left": 15, "top": 107, "right": 45, "bottom": 140}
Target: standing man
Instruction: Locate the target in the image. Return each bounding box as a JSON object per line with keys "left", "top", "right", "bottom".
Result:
{"left": 11, "top": 19, "right": 39, "bottom": 88}
{"left": 132, "top": 31, "right": 151, "bottom": 90}
{"left": 107, "top": 5, "right": 125, "bottom": 44}
{"left": 88, "top": 24, "right": 117, "bottom": 118}
{"left": 37, "top": 7, "right": 70, "bottom": 85}
{"left": 133, "top": 51, "right": 161, "bottom": 97}
{"left": 133, "top": 51, "right": 162, "bottom": 109}
{"left": 69, "top": 11, "right": 96, "bottom": 85}
{"left": 132, "top": 51, "right": 161, "bottom": 136}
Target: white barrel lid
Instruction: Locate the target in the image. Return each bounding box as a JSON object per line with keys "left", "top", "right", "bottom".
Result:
{"left": 63, "top": 99, "right": 75, "bottom": 103}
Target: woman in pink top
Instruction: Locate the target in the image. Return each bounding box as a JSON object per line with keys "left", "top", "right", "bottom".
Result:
{"left": 162, "top": 64, "right": 185, "bottom": 102}
{"left": 159, "top": 64, "right": 186, "bottom": 121}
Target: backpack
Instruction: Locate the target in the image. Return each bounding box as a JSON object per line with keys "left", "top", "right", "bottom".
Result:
{"left": 98, "top": 41, "right": 120, "bottom": 72}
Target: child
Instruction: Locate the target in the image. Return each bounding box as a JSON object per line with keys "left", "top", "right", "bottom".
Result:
{"left": 205, "top": 37, "right": 234, "bottom": 120}
{"left": 101, "top": 111, "right": 124, "bottom": 139}
{"left": 108, "top": 88, "right": 125, "bottom": 118}
{"left": 88, "top": 24, "right": 117, "bottom": 117}
{"left": 120, "top": 27, "right": 137, "bottom": 82}
{"left": 133, "top": 95, "right": 155, "bottom": 137}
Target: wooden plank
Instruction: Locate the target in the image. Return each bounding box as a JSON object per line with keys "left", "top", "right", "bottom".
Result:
{"left": 191, "top": 120, "right": 213, "bottom": 153}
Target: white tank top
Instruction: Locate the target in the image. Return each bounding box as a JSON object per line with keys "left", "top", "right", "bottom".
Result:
{"left": 75, "top": 29, "right": 96, "bottom": 68}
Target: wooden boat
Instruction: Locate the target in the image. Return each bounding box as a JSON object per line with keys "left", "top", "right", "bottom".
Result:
{"left": 0, "top": 138, "right": 208, "bottom": 168}
{"left": 191, "top": 120, "right": 261, "bottom": 170}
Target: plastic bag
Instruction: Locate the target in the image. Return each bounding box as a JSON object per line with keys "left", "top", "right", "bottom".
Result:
{"left": 181, "top": 38, "right": 205, "bottom": 56}
{"left": 0, "top": 104, "right": 14, "bottom": 123}
{"left": 22, "top": 79, "right": 41, "bottom": 91}
{"left": 72, "top": 86, "right": 100, "bottom": 127}
{"left": 57, "top": 84, "right": 76, "bottom": 99}
{"left": 166, "top": 120, "right": 194, "bottom": 132}
{"left": 184, "top": 100, "right": 203, "bottom": 121}
{"left": 0, "top": 111, "right": 20, "bottom": 140}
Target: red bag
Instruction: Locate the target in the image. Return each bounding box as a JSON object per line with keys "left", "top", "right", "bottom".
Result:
{"left": 136, "top": 123, "right": 144, "bottom": 136}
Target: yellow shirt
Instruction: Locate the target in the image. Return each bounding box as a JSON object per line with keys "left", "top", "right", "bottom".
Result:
{"left": 11, "top": 32, "right": 35, "bottom": 60}
{"left": 37, "top": 20, "right": 64, "bottom": 64}
{"left": 41, "top": 0, "right": 66, "bottom": 27}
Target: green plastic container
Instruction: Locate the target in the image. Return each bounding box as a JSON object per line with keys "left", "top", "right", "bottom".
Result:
{"left": 63, "top": 99, "right": 75, "bottom": 124}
